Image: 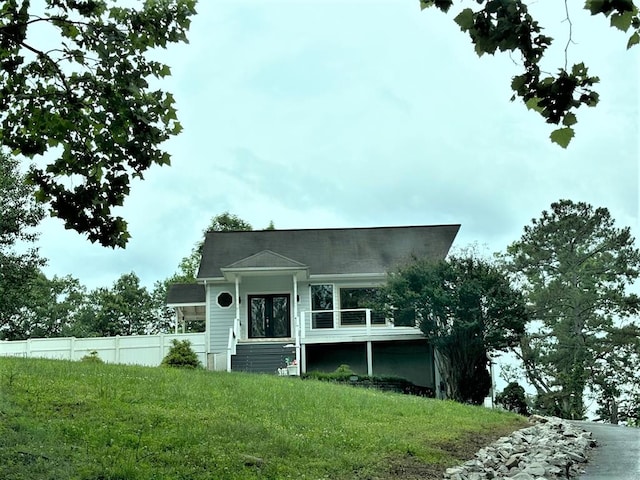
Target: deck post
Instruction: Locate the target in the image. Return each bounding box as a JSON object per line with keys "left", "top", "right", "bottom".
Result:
{"left": 293, "top": 273, "right": 301, "bottom": 375}
{"left": 234, "top": 276, "right": 240, "bottom": 330}
{"left": 366, "top": 341, "right": 373, "bottom": 376}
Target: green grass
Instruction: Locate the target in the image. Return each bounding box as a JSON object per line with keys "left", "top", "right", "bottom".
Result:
{"left": 0, "top": 357, "right": 527, "bottom": 480}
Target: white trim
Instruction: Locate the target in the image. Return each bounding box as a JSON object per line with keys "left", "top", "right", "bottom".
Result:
{"left": 215, "top": 291, "right": 234, "bottom": 309}
{"left": 301, "top": 333, "right": 424, "bottom": 344}
{"left": 199, "top": 272, "right": 387, "bottom": 283}
{"left": 234, "top": 277, "right": 240, "bottom": 321}
{"left": 204, "top": 280, "right": 211, "bottom": 359}
{"left": 310, "top": 273, "right": 387, "bottom": 281}
{"left": 167, "top": 302, "right": 206, "bottom": 308}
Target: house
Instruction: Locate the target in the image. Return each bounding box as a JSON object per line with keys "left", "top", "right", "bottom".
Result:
{"left": 166, "top": 224, "right": 459, "bottom": 392}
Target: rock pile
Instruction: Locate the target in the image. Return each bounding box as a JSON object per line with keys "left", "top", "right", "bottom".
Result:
{"left": 443, "top": 415, "right": 597, "bottom": 480}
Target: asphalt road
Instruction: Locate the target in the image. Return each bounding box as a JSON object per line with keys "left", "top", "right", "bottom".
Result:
{"left": 571, "top": 421, "right": 640, "bottom": 480}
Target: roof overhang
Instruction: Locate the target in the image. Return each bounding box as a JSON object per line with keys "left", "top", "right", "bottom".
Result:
{"left": 220, "top": 266, "right": 310, "bottom": 282}
{"left": 167, "top": 302, "right": 206, "bottom": 308}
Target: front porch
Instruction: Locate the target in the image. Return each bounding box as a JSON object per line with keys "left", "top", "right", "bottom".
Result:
{"left": 227, "top": 306, "right": 425, "bottom": 379}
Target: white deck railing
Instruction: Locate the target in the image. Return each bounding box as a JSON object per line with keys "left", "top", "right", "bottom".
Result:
{"left": 301, "top": 308, "right": 381, "bottom": 335}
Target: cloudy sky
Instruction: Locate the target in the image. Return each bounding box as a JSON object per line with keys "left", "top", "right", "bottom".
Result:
{"left": 35, "top": 0, "right": 638, "bottom": 291}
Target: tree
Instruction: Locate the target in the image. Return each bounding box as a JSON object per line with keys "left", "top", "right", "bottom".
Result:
{"left": 589, "top": 324, "right": 640, "bottom": 424}
{"left": 420, "top": 0, "right": 639, "bottom": 147}
{"left": 503, "top": 199, "right": 640, "bottom": 420}
{"left": 0, "top": 273, "right": 87, "bottom": 340}
{"left": 172, "top": 212, "right": 254, "bottom": 283}
{"left": 496, "top": 382, "right": 530, "bottom": 416}
{"left": 161, "top": 339, "right": 201, "bottom": 368}
{"left": 0, "top": 1, "right": 196, "bottom": 247}
{"left": 381, "top": 254, "right": 528, "bottom": 404}
{"left": 72, "top": 272, "right": 156, "bottom": 337}
{"left": 151, "top": 212, "right": 257, "bottom": 333}
{"left": 0, "top": 153, "right": 45, "bottom": 336}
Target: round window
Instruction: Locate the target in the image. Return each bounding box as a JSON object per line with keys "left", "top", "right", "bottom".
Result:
{"left": 217, "top": 292, "right": 233, "bottom": 308}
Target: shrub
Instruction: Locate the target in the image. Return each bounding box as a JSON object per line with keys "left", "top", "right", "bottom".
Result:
{"left": 302, "top": 365, "right": 435, "bottom": 398}
{"left": 81, "top": 351, "right": 104, "bottom": 364}
{"left": 496, "top": 382, "right": 529, "bottom": 415}
{"left": 161, "top": 340, "right": 201, "bottom": 369}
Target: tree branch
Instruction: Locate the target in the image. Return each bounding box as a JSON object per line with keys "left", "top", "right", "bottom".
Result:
{"left": 562, "top": 0, "right": 575, "bottom": 71}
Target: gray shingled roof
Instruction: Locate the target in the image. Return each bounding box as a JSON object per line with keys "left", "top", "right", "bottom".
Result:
{"left": 166, "top": 283, "right": 206, "bottom": 305}
{"left": 197, "top": 225, "right": 460, "bottom": 279}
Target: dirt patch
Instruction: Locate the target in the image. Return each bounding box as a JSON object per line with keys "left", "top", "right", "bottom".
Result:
{"left": 380, "top": 422, "right": 527, "bottom": 480}
{"left": 383, "top": 453, "right": 446, "bottom": 480}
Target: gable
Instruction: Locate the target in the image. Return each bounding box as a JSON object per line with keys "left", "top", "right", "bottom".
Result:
{"left": 197, "top": 224, "right": 460, "bottom": 280}
{"left": 225, "top": 250, "right": 307, "bottom": 269}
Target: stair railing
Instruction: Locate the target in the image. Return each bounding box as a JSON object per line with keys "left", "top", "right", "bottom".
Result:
{"left": 226, "top": 317, "right": 240, "bottom": 372}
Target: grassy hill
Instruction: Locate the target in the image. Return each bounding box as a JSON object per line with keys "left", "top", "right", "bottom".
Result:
{"left": 0, "top": 357, "right": 527, "bottom": 480}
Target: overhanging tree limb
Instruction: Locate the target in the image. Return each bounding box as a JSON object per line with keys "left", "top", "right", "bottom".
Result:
{"left": 0, "top": 0, "right": 196, "bottom": 248}
{"left": 420, "top": 0, "right": 639, "bottom": 147}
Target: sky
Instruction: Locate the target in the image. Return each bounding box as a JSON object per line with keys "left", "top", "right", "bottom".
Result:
{"left": 33, "top": 0, "right": 639, "bottom": 292}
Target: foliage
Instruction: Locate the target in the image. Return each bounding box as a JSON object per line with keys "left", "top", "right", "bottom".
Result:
{"left": 503, "top": 199, "right": 640, "bottom": 420}
{"left": 0, "top": 0, "right": 196, "bottom": 247}
{"left": 302, "top": 366, "right": 436, "bottom": 397}
{"left": 152, "top": 212, "right": 256, "bottom": 334}
{"left": 0, "top": 357, "right": 526, "bottom": 479}
{"left": 1, "top": 272, "right": 87, "bottom": 340}
{"left": 419, "top": 0, "right": 640, "bottom": 147}
{"left": 0, "top": 153, "right": 45, "bottom": 336}
{"left": 589, "top": 326, "right": 640, "bottom": 425}
{"left": 71, "top": 272, "right": 156, "bottom": 337}
{"left": 172, "top": 211, "right": 254, "bottom": 284}
{"left": 80, "top": 351, "right": 104, "bottom": 364}
{"left": 381, "top": 254, "right": 528, "bottom": 404}
{"left": 160, "top": 339, "right": 201, "bottom": 368}
{"left": 496, "top": 382, "right": 529, "bottom": 416}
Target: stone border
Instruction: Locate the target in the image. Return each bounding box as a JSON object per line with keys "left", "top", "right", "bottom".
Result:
{"left": 443, "top": 415, "right": 597, "bottom": 480}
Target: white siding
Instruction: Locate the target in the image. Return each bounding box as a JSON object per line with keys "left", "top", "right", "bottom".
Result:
{"left": 208, "top": 284, "right": 236, "bottom": 353}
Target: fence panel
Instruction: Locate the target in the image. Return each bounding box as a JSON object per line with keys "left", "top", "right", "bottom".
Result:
{"left": 0, "top": 333, "right": 207, "bottom": 367}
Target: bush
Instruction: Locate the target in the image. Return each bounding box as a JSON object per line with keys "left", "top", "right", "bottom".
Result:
{"left": 161, "top": 340, "right": 201, "bottom": 369}
{"left": 302, "top": 365, "right": 435, "bottom": 398}
{"left": 496, "top": 382, "right": 529, "bottom": 415}
{"left": 81, "top": 351, "right": 104, "bottom": 364}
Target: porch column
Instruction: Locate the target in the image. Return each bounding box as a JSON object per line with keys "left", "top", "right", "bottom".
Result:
{"left": 366, "top": 341, "right": 373, "bottom": 376}
{"left": 234, "top": 276, "right": 240, "bottom": 322}
{"left": 293, "top": 273, "right": 301, "bottom": 373}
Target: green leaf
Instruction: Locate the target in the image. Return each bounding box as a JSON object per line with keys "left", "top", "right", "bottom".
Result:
{"left": 562, "top": 113, "right": 578, "bottom": 127}
{"left": 34, "top": 188, "right": 47, "bottom": 203}
{"left": 550, "top": 127, "right": 575, "bottom": 148}
{"left": 611, "top": 12, "right": 633, "bottom": 31}
{"left": 585, "top": 0, "right": 607, "bottom": 15}
{"left": 525, "top": 97, "right": 543, "bottom": 113}
{"left": 454, "top": 8, "right": 475, "bottom": 31}
{"left": 420, "top": 0, "right": 453, "bottom": 12}
{"left": 627, "top": 31, "right": 640, "bottom": 49}
{"left": 511, "top": 74, "right": 526, "bottom": 92}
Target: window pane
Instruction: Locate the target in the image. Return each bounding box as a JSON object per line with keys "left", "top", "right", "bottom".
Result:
{"left": 311, "top": 285, "right": 333, "bottom": 329}
{"left": 272, "top": 296, "right": 289, "bottom": 337}
{"left": 339, "top": 288, "right": 385, "bottom": 326}
{"left": 250, "top": 298, "right": 266, "bottom": 337}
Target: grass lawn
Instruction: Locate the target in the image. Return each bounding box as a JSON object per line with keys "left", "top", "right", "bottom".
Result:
{"left": 0, "top": 357, "right": 527, "bottom": 479}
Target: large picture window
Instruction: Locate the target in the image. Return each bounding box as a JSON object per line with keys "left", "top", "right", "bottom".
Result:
{"left": 311, "top": 284, "right": 334, "bottom": 329}
{"left": 339, "top": 287, "right": 386, "bottom": 326}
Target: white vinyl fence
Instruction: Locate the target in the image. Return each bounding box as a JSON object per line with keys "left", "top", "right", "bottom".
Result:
{"left": 0, "top": 333, "right": 207, "bottom": 367}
